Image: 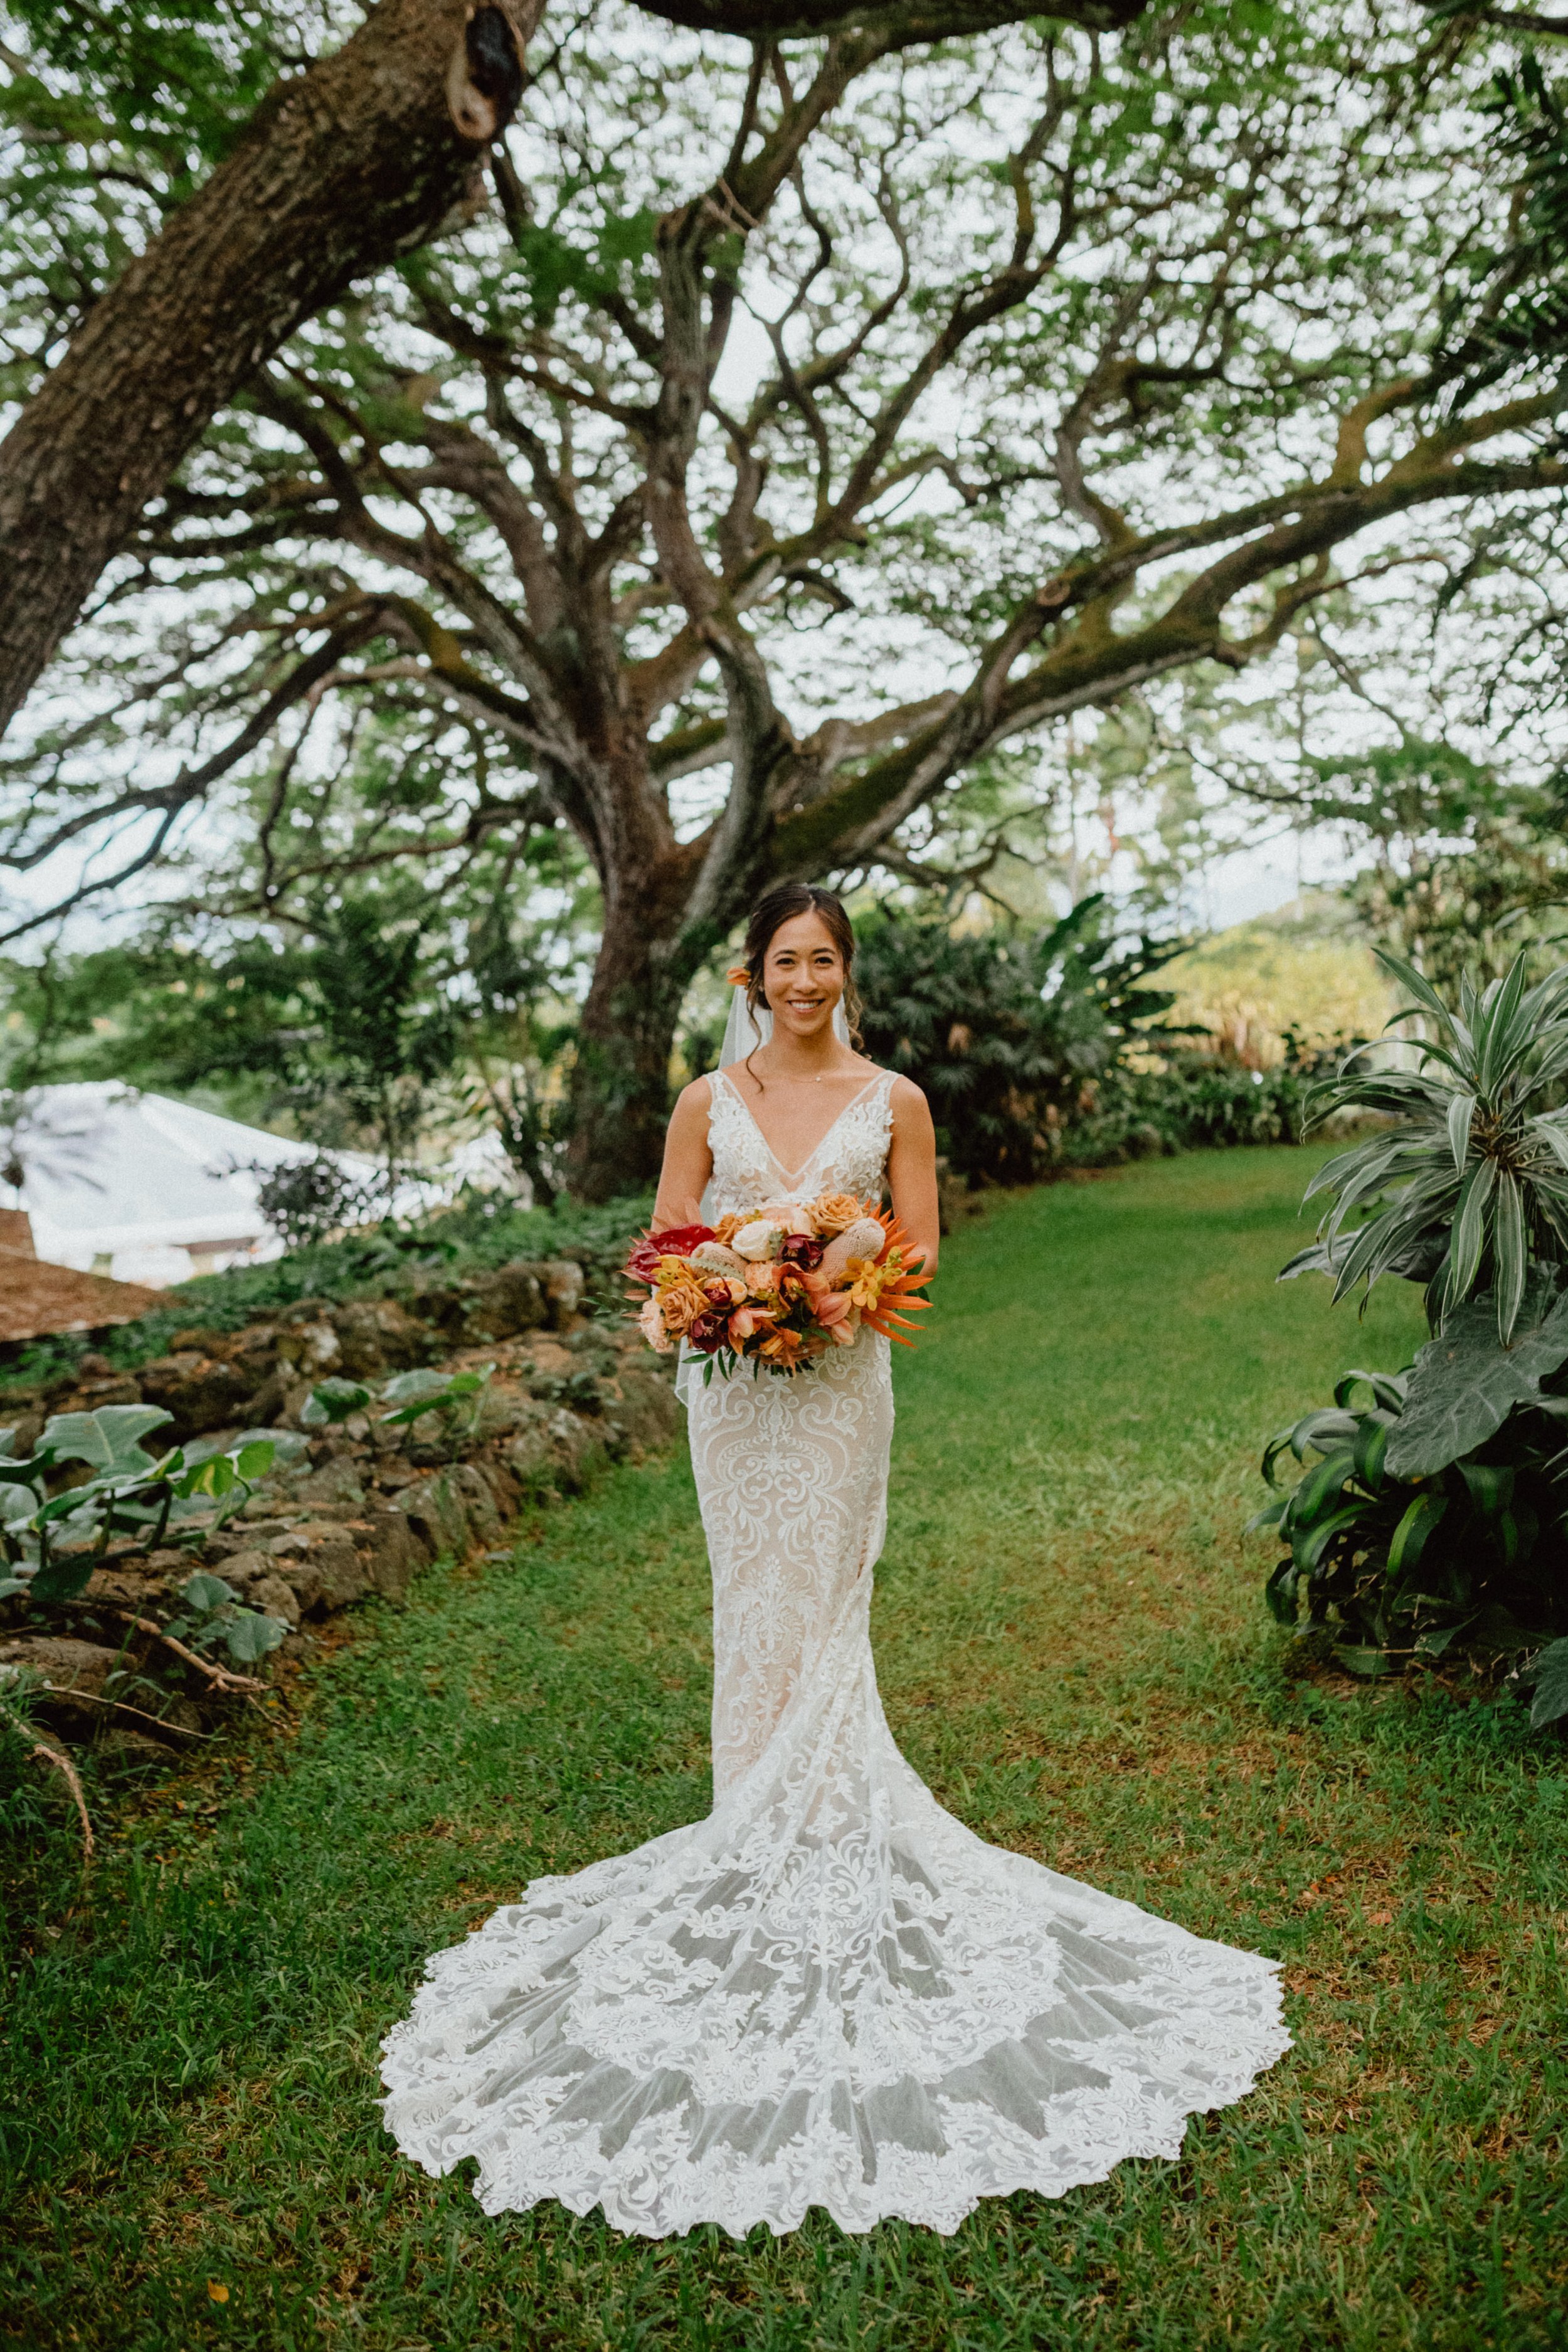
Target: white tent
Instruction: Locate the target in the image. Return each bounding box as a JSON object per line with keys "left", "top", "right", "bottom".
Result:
{"left": 2, "top": 1084, "right": 519, "bottom": 1289}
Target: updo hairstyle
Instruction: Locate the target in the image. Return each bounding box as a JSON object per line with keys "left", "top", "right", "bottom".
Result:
{"left": 735, "top": 884, "right": 864, "bottom": 1083}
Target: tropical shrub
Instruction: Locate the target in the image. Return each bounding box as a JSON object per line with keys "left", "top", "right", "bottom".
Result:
{"left": 1290, "top": 948, "right": 1568, "bottom": 1340}
{"left": 1062, "top": 1031, "right": 1348, "bottom": 1166}
{"left": 854, "top": 897, "right": 1183, "bottom": 1185}
{"left": 1253, "top": 1339, "right": 1568, "bottom": 1702}
{"left": 1256, "top": 950, "right": 1568, "bottom": 1721}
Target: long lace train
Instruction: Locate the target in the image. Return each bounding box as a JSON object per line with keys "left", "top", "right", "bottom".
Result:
{"left": 379, "top": 1068, "right": 1289, "bottom": 2236}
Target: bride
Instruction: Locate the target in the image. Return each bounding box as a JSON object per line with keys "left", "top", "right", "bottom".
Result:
{"left": 380, "top": 883, "right": 1290, "bottom": 2238}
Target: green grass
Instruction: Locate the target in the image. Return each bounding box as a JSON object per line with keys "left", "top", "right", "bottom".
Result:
{"left": 4, "top": 1146, "right": 1565, "bottom": 2351}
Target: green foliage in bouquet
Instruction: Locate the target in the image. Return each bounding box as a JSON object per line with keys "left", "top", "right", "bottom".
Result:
{"left": 855, "top": 896, "right": 1183, "bottom": 1185}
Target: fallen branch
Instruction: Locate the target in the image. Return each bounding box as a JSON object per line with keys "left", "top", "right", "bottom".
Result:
{"left": 107, "top": 1613, "right": 263, "bottom": 1696}
{"left": 0, "top": 1697, "right": 94, "bottom": 1870}
{"left": 39, "top": 1685, "right": 216, "bottom": 1740}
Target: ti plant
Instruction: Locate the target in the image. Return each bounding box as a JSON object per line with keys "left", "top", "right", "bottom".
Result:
{"left": 1290, "top": 948, "right": 1568, "bottom": 1342}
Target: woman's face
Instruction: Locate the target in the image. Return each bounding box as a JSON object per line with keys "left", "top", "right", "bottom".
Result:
{"left": 761, "top": 910, "right": 845, "bottom": 1042}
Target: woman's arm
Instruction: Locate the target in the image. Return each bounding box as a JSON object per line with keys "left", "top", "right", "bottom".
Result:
{"left": 651, "top": 1078, "right": 714, "bottom": 1230}
{"left": 886, "top": 1074, "right": 940, "bottom": 1275}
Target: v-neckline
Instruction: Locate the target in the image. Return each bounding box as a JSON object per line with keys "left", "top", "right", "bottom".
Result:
{"left": 719, "top": 1067, "right": 884, "bottom": 1187}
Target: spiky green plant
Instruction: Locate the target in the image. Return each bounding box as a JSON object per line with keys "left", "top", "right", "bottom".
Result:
{"left": 1291, "top": 948, "right": 1568, "bottom": 1342}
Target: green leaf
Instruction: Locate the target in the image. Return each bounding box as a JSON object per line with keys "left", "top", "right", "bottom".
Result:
{"left": 300, "top": 1379, "right": 373, "bottom": 1429}
{"left": 1291, "top": 1448, "right": 1358, "bottom": 1525}
{"left": 1353, "top": 1416, "right": 1390, "bottom": 1490}
{"left": 1493, "top": 1170, "right": 1527, "bottom": 1343}
{"left": 1476, "top": 951, "right": 1532, "bottom": 1094}
{"left": 178, "top": 1455, "right": 236, "bottom": 1500}
{"left": 29, "top": 1554, "right": 97, "bottom": 1604}
{"left": 0, "top": 1576, "right": 27, "bottom": 1599}
{"left": 1446, "top": 1091, "right": 1475, "bottom": 1173}
{"left": 1292, "top": 1500, "right": 1372, "bottom": 1574}
{"left": 0, "top": 1453, "right": 49, "bottom": 1488}
{"left": 1373, "top": 946, "right": 1454, "bottom": 1035}
{"left": 1416, "top": 1618, "right": 1475, "bottom": 1660}
{"left": 1386, "top": 1277, "right": 1568, "bottom": 1478}
{"left": 1527, "top": 1113, "right": 1568, "bottom": 1173}
{"left": 41, "top": 1405, "right": 174, "bottom": 1476}
{"left": 1446, "top": 1155, "right": 1498, "bottom": 1310}
{"left": 232, "top": 1428, "right": 308, "bottom": 1465}
{"left": 223, "top": 1609, "right": 287, "bottom": 1665}
{"left": 379, "top": 1397, "right": 448, "bottom": 1428}
{"left": 379, "top": 1367, "right": 452, "bottom": 1406}
{"left": 235, "top": 1441, "right": 276, "bottom": 1483}
{"left": 1528, "top": 1636, "right": 1568, "bottom": 1729}
{"left": 1335, "top": 1369, "right": 1409, "bottom": 1412}
{"left": 1264, "top": 1558, "right": 1300, "bottom": 1624}
{"left": 1458, "top": 1461, "right": 1515, "bottom": 1519}
{"left": 1387, "top": 1491, "right": 1448, "bottom": 1577}
{"left": 182, "top": 1570, "right": 237, "bottom": 1612}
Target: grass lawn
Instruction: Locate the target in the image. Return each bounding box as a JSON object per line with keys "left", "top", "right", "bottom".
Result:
{"left": 3, "top": 1145, "right": 1565, "bottom": 2351}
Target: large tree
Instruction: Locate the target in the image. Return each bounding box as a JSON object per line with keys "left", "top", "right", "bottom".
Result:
{"left": 5, "top": 0, "right": 1568, "bottom": 1195}
{"left": 0, "top": 0, "right": 1138, "bottom": 732}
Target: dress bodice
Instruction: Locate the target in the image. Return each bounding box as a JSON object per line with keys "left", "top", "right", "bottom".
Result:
{"left": 703, "top": 1066, "right": 897, "bottom": 1218}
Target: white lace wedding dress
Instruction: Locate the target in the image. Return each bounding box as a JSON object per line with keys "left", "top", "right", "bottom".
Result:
{"left": 379, "top": 1066, "right": 1290, "bottom": 2237}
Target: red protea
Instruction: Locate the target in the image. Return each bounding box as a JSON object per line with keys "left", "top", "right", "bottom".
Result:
{"left": 625, "top": 1225, "right": 715, "bottom": 1281}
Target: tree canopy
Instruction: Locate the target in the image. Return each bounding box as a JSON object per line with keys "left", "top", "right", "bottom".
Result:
{"left": 4, "top": 0, "right": 1568, "bottom": 1190}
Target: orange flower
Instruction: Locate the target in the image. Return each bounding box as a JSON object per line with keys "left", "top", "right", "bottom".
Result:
{"left": 760, "top": 1327, "right": 807, "bottom": 1370}
{"left": 726, "top": 965, "right": 752, "bottom": 986}
{"left": 813, "top": 1288, "right": 857, "bottom": 1343}
{"left": 809, "top": 1190, "right": 871, "bottom": 1238}
{"left": 654, "top": 1261, "right": 710, "bottom": 1335}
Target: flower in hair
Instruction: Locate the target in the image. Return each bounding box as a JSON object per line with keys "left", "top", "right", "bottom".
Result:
{"left": 725, "top": 965, "right": 751, "bottom": 987}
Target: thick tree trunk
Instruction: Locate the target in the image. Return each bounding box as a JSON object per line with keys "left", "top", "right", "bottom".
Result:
{"left": 567, "top": 878, "right": 701, "bottom": 1202}
{"left": 0, "top": 0, "right": 496, "bottom": 736}
{"left": 568, "top": 928, "right": 689, "bottom": 1203}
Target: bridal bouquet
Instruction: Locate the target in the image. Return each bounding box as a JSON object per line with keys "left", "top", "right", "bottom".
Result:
{"left": 625, "top": 1193, "right": 932, "bottom": 1379}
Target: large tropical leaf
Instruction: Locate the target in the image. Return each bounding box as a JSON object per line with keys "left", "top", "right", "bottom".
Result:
{"left": 1530, "top": 1636, "right": 1568, "bottom": 1729}
{"left": 41, "top": 1405, "right": 174, "bottom": 1476}
{"left": 1385, "top": 1276, "right": 1568, "bottom": 1478}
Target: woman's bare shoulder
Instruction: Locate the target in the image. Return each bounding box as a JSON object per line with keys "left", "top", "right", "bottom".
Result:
{"left": 889, "top": 1071, "right": 931, "bottom": 1116}
{"left": 671, "top": 1074, "right": 715, "bottom": 1118}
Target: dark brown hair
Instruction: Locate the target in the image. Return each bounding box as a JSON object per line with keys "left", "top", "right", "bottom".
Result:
{"left": 737, "top": 883, "right": 863, "bottom": 1084}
